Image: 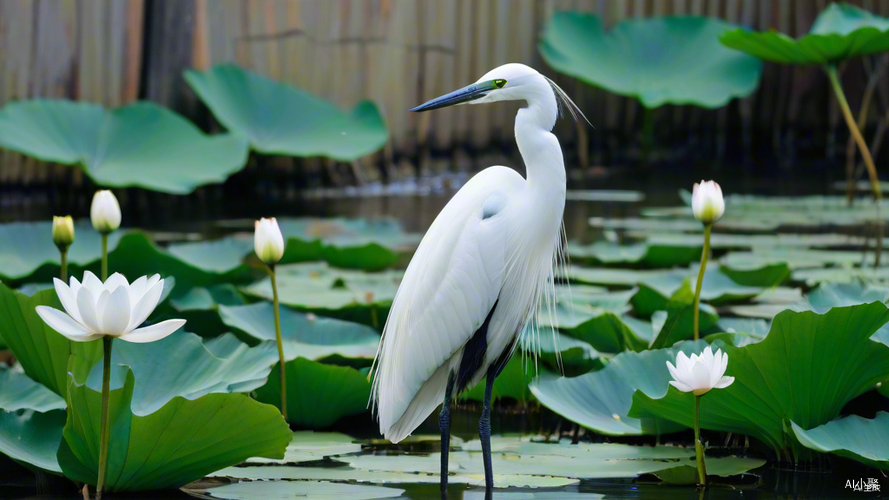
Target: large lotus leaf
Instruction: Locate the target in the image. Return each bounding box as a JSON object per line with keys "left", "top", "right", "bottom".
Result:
{"left": 530, "top": 340, "right": 710, "bottom": 436}
{"left": 79, "top": 330, "right": 279, "bottom": 414}
{"left": 537, "top": 300, "right": 646, "bottom": 353}
{"left": 276, "top": 217, "right": 420, "bottom": 270}
{"left": 807, "top": 282, "right": 889, "bottom": 311}
{"left": 562, "top": 284, "right": 634, "bottom": 311}
{"left": 792, "top": 412, "right": 889, "bottom": 470}
{"left": 0, "top": 100, "right": 249, "bottom": 193}
{"left": 185, "top": 64, "right": 388, "bottom": 161}
{"left": 244, "top": 262, "right": 399, "bottom": 328}
{"left": 720, "top": 3, "right": 889, "bottom": 65}
{"left": 0, "top": 284, "right": 101, "bottom": 397}
{"left": 108, "top": 233, "right": 254, "bottom": 296}
{"left": 57, "top": 365, "right": 290, "bottom": 492}
{"left": 245, "top": 431, "right": 362, "bottom": 465}
{"left": 0, "top": 364, "right": 64, "bottom": 412}
{"left": 162, "top": 284, "right": 246, "bottom": 338}
{"left": 255, "top": 357, "right": 371, "bottom": 428}
{"left": 0, "top": 221, "right": 125, "bottom": 283}
{"left": 218, "top": 301, "right": 380, "bottom": 365}
{"left": 459, "top": 355, "right": 537, "bottom": 403}
{"left": 540, "top": 13, "right": 762, "bottom": 108}
{"left": 0, "top": 410, "right": 66, "bottom": 474}
{"left": 0, "top": 364, "right": 66, "bottom": 474}
{"left": 519, "top": 326, "right": 604, "bottom": 376}
{"left": 630, "top": 303, "right": 889, "bottom": 456}
{"left": 567, "top": 241, "right": 701, "bottom": 268}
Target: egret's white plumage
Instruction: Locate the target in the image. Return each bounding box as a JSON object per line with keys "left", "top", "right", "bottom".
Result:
{"left": 370, "top": 63, "right": 576, "bottom": 444}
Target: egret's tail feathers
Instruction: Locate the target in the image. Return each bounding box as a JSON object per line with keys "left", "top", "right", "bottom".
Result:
{"left": 381, "top": 356, "right": 458, "bottom": 443}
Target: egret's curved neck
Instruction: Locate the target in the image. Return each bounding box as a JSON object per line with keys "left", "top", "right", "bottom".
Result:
{"left": 514, "top": 81, "right": 565, "bottom": 195}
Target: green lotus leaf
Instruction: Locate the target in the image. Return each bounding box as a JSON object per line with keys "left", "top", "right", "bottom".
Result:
{"left": 57, "top": 365, "right": 291, "bottom": 492}
{"left": 538, "top": 300, "right": 648, "bottom": 353}
{"left": 720, "top": 3, "right": 889, "bottom": 65}
{"left": 79, "top": 330, "right": 279, "bottom": 414}
{"left": 108, "top": 233, "right": 254, "bottom": 296}
{"left": 567, "top": 241, "right": 702, "bottom": 268}
{"left": 653, "top": 456, "right": 766, "bottom": 484}
{"left": 792, "top": 412, "right": 889, "bottom": 470}
{"left": 540, "top": 13, "right": 762, "bottom": 108}
{"left": 185, "top": 64, "right": 388, "bottom": 161}
{"left": 562, "top": 284, "right": 634, "bottom": 311}
{"left": 630, "top": 303, "right": 889, "bottom": 456}
{"left": 459, "top": 356, "right": 538, "bottom": 403}
{"left": 0, "top": 409, "right": 66, "bottom": 474}
{"left": 0, "top": 221, "right": 125, "bottom": 284}
{"left": 277, "top": 217, "right": 420, "bottom": 270}
{"left": 201, "top": 481, "right": 404, "bottom": 500}
{"left": 0, "top": 284, "right": 101, "bottom": 397}
{"left": 520, "top": 326, "right": 604, "bottom": 376}
{"left": 244, "top": 431, "right": 362, "bottom": 465}
{"left": 531, "top": 340, "right": 710, "bottom": 436}
{"left": 0, "top": 364, "right": 64, "bottom": 412}
{"left": 0, "top": 100, "right": 249, "bottom": 194}
{"left": 0, "top": 364, "right": 66, "bottom": 474}
{"left": 649, "top": 282, "right": 720, "bottom": 349}
{"left": 157, "top": 284, "right": 246, "bottom": 338}
{"left": 219, "top": 301, "right": 380, "bottom": 365}
{"left": 244, "top": 263, "right": 399, "bottom": 328}
{"left": 255, "top": 357, "right": 371, "bottom": 428}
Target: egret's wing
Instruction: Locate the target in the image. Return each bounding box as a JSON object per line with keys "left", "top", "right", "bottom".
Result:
{"left": 372, "top": 167, "right": 519, "bottom": 440}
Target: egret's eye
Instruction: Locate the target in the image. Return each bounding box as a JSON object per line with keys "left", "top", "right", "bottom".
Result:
{"left": 493, "top": 79, "right": 507, "bottom": 89}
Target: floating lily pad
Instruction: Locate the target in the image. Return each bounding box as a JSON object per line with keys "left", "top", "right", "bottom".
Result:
{"left": 653, "top": 456, "right": 766, "bottom": 485}
{"left": 255, "top": 357, "right": 371, "bottom": 428}
{"left": 649, "top": 282, "right": 719, "bottom": 349}
{"left": 720, "top": 3, "right": 889, "bottom": 65}
{"left": 161, "top": 284, "right": 245, "bottom": 338}
{"left": 460, "top": 355, "right": 538, "bottom": 403}
{"left": 561, "top": 285, "right": 634, "bottom": 311}
{"left": 531, "top": 340, "right": 710, "bottom": 436}
{"left": 538, "top": 300, "right": 646, "bottom": 353}
{"left": 219, "top": 302, "right": 380, "bottom": 365}
{"left": 57, "top": 365, "right": 291, "bottom": 492}
{"left": 520, "top": 326, "right": 603, "bottom": 376}
{"left": 0, "top": 284, "right": 101, "bottom": 397}
{"left": 0, "top": 220, "right": 125, "bottom": 284}
{"left": 203, "top": 480, "right": 404, "bottom": 500}
{"left": 792, "top": 412, "right": 889, "bottom": 470}
{"left": 244, "top": 263, "right": 400, "bottom": 328}
{"left": 540, "top": 13, "right": 762, "bottom": 108}
{"left": 186, "top": 64, "right": 388, "bottom": 161}
{"left": 631, "top": 303, "right": 889, "bottom": 456}
{"left": 245, "top": 431, "right": 362, "bottom": 465}
{"left": 567, "top": 241, "right": 701, "bottom": 268}
{"left": 0, "top": 100, "right": 248, "bottom": 193}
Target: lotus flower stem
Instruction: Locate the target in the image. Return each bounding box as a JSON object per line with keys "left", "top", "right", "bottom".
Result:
{"left": 694, "top": 395, "right": 707, "bottom": 487}
{"left": 59, "top": 248, "right": 68, "bottom": 282}
{"left": 96, "top": 336, "right": 113, "bottom": 499}
{"left": 827, "top": 64, "right": 882, "bottom": 267}
{"left": 693, "top": 224, "right": 711, "bottom": 341}
{"left": 100, "top": 234, "right": 108, "bottom": 281}
{"left": 269, "top": 265, "right": 287, "bottom": 420}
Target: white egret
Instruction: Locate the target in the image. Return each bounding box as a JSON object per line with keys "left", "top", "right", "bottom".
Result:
{"left": 370, "top": 63, "right": 584, "bottom": 499}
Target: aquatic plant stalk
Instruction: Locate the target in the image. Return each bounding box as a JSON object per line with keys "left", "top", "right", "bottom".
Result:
{"left": 694, "top": 395, "right": 707, "bottom": 486}
{"left": 693, "top": 224, "right": 711, "bottom": 341}
{"left": 269, "top": 265, "right": 287, "bottom": 420}
{"left": 827, "top": 65, "right": 882, "bottom": 267}
{"left": 100, "top": 234, "right": 108, "bottom": 281}
{"left": 59, "top": 248, "right": 68, "bottom": 282}
{"left": 846, "top": 56, "right": 887, "bottom": 205}
{"left": 96, "top": 337, "right": 113, "bottom": 499}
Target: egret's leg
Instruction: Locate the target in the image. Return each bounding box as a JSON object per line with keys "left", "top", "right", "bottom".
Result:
{"left": 440, "top": 371, "right": 456, "bottom": 500}
{"left": 479, "top": 372, "right": 496, "bottom": 500}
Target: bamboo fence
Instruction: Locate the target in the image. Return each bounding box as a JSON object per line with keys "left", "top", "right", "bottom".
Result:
{"left": 1, "top": 0, "right": 888, "bottom": 189}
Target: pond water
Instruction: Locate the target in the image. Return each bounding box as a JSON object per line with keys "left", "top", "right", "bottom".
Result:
{"left": 2, "top": 171, "right": 884, "bottom": 499}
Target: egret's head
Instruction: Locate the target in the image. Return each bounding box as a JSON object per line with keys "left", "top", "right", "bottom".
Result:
{"left": 410, "top": 63, "right": 586, "bottom": 123}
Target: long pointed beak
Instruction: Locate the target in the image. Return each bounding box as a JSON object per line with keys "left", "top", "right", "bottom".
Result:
{"left": 410, "top": 81, "right": 496, "bottom": 112}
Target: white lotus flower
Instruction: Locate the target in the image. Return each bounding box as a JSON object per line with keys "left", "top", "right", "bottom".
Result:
{"left": 90, "top": 190, "right": 121, "bottom": 233}
{"left": 691, "top": 180, "right": 724, "bottom": 224}
{"left": 666, "top": 346, "right": 734, "bottom": 396}
{"left": 35, "top": 271, "right": 185, "bottom": 343}
{"left": 255, "top": 217, "right": 285, "bottom": 265}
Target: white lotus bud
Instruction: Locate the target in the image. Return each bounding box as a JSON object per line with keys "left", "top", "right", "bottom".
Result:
{"left": 52, "top": 216, "right": 75, "bottom": 249}
{"left": 90, "top": 190, "right": 121, "bottom": 234}
{"left": 691, "top": 180, "right": 724, "bottom": 225}
{"left": 255, "top": 217, "right": 285, "bottom": 266}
